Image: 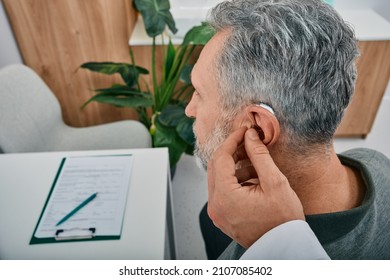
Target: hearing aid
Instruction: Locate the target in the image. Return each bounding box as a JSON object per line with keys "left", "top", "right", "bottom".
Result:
{"left": 251, "top": 124, "right": 265, "bottom": 141}
{"left": 250, "top": 103, "right": 275, "bottom": 141}
{"left": 256, "top": 103, "right": 275, "bottom": 115}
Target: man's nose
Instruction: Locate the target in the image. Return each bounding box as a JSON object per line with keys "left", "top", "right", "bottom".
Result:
{"left": 185, "top": 95, "right": 196, "bottom": 118}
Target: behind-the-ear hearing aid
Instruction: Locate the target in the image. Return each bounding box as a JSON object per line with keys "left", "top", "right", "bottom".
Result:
{"left": 251, "top": 102, "right": 275, "bottom": 141}
{"left": 256, "top": 103, "right": 275, "bottom": 115}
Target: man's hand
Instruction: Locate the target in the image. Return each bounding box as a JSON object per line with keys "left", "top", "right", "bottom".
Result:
{"left": 207, "top": 127, "right": 305, "bottom": 249}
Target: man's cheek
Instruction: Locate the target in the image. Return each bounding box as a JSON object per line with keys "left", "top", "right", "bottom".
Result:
{"left": 193, "top": 124, "right": 203, "bottom": 143}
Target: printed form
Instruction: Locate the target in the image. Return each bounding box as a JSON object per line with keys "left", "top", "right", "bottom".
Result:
{"left": 34, "top": 154, "right": 134, "bottom": 239}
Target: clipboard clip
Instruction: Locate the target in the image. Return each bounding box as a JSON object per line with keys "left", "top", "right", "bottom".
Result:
{"left": 55, "top": 227, "right": 96, "bottom": 241}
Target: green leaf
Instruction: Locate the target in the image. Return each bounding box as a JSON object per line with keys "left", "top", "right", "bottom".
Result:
{"left": 94, "top": 85, "right": 149, "bottom": 96}
{"left": 134, "top": 0, "right": 177, "bottom": 37}
{"left": 81, "top": 86, "right": 153, "bottom": 109}
{"left": 182, "top": 22, "right": 215, "bottom": 47}
{"left": 81, "top": 62, "right": 148, "bottom": 87}
{"left": 164, "top": 39, "right": 176, "bottom": 80}
{"left": 176, "top": 117, "right": 195, "bottom": 146}
{"left": 180, "top": 64, "right": 193, "bottom": 85}
{"left": 185, "top": 142, "right": 194, "bottom": 156}
{"left": 159, "top": 103, "right": 186, "bottom": 127}
{"left": 154, "top": 117, "right": 188, "bottom": 167}
{"left": 158, "top": 103, "right": 195, "bottom": 146}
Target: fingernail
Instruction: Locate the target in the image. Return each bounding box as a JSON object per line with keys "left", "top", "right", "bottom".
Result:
{"left": 247, "top": 128, "right": 258, "bottom": 140}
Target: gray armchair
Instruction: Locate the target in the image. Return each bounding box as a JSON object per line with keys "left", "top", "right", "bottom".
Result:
{"left": 0, "top": 64, "right": 151, "bottom": 153}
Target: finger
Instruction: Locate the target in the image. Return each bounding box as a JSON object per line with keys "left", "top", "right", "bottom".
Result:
{"left": 208, "top": 129, "right": 245, "bottom": 195}
{"left": 231, "top": 142, "right": 247, "bottom": 162}
{"left": 214, "top": 127, "right": 247, "bottom": 159}
{"left": 244, "top": 128, "right": 283, "bottom": 191}
{"left": 235, "top": 165, "right": 257, "bottom": 183}
{"left": 210, "top": 127, "right": 248, "bottom": 194}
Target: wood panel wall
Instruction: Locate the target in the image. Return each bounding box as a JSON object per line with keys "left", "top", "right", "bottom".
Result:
{"left": 3, "top": 0, "right": 140, "bottom": 127}
{"left": 3, "top": 0, "right": 390, "bottom": 137}
{"left": 335, "top": 41, "right": 390, "bottom": 137}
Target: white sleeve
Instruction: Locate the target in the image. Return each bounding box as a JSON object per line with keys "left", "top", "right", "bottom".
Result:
{"left": 240, "top": 220, "right": 330, "bottom": 260}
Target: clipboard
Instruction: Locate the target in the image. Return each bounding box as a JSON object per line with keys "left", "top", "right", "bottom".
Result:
{"left": 30, "top": 154, "right": 134, "bottom": 244}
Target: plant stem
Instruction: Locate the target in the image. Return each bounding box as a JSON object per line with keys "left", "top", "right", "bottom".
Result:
{"left": 181, "top": 86, "right": 195, "bottom": 101}
{"left": 129, "top": 47, "right": 142, "bottom": 91}
{"left": 137, "top": 107, "right": 150, "bottom": 128}
{"left": 152, "top": 36, "right": 159, "bottom": 111}
{"left": 160, "top": 45, "right": 197, "bottom": 108}
{"left": 140, "top": 76, "right": 151, "bottom": 93}
{"left": 162, "top": 35, "right": 167, "bottom": 86}
{"left": 174, "top": 84, "right": 193, "bottom": 100}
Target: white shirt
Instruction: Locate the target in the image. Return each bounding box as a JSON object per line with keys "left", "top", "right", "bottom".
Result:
{"left": 240, "top": 220, "right": 330, "bottom": 260}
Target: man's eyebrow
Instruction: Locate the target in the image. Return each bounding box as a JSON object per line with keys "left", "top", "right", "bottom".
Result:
{"left": 190, "top": 67, "right": 206, "bottom": 95}
{"left": 190, "top": 72, "right": 200, "bottom": 92}
{"left": 190, "top": 72, "right": 195, "bottom": 87}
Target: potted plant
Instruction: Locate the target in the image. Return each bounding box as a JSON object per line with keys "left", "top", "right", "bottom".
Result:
{"left": 80, "top": 0, "right": 214, "bottom": 169}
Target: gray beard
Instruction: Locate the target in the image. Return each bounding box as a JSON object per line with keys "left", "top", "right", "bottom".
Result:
{"left": 193, "top": 115, "right": 234, "bottom": 170}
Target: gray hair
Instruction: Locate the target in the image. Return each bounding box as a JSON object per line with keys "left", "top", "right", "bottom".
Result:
{"left": 207, "top": 0, "right": 359, "bottom": 151}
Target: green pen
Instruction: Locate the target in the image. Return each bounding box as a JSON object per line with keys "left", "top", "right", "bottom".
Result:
{"left": 56, "top": 192, "right": 98, "bottom": 226}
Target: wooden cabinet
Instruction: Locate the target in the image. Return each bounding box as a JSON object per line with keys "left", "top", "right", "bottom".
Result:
{"left": 335, "top": 41, "right": 390, "bottom": 137}
{"left": 3, "top": 1, "right": 390, "bottom": 137}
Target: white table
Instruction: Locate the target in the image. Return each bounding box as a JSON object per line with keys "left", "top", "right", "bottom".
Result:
{"left": 0, "top": 148, "right": 175, "bottom": 259}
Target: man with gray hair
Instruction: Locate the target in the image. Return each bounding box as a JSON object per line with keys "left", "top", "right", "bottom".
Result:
{"left": 185, "top": 0, "right": 390, "bottom": 259}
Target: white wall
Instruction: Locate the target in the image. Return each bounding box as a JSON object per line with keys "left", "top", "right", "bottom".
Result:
{"left": 1, "top": 0, "right": 389, "bottom": 70}
{"left": 0, "top": 1, "right": 23, "bottom": 68}
{"left": 170, "top": 0, "right": 390, "bottom": 20}
{"left": 335, "top": 0, "right": 390, "bottom": 21}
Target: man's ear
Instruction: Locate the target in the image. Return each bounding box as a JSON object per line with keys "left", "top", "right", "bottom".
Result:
{"left": 245, "top": 105, "right": 280, "bottom": 146}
